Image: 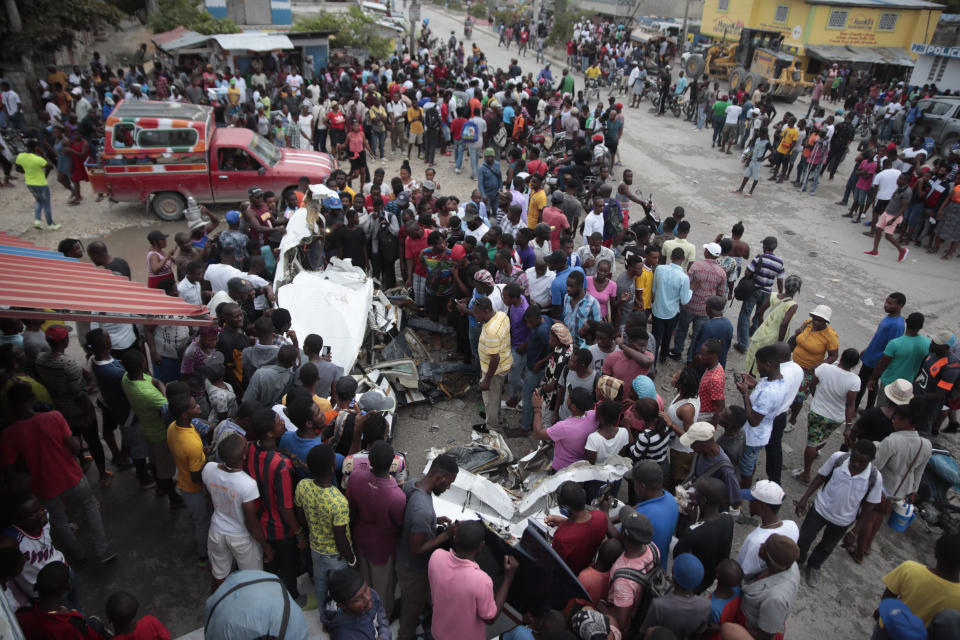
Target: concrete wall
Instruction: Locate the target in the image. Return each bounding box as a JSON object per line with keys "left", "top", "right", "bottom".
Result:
{"left": 910, "top": 54, "right": 960, "bottom": 89}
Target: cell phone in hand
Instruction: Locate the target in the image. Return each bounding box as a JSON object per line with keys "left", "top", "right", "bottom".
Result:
{"left": 323, "top": 346, "right": 331, "bottom": 357}
{"left": 734, "top": 372, "right": 744, "bottom": 385}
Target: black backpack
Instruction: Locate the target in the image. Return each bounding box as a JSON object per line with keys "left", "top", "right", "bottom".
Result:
{"left": 425, "top": 107, "right": 442, "bottom": 131}
{"left": 611, "top": 544, "right": 672, "bottom": 635}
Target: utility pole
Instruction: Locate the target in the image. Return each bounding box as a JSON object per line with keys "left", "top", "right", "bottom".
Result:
{"left": 409, "top": 0, "right": 420, "bottom": 57}
{"left": 680, "top": 0, "right": 691, "bottom": 54}
{"left": 4, "top": 0, "right": 37, "bottom": 124}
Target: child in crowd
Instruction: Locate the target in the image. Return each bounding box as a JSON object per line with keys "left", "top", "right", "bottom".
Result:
{"left": 106, "top": 591, "right": 171, "bottom": 640}
{"left": 706, "top": 558, "right": 745, "bottom": 639}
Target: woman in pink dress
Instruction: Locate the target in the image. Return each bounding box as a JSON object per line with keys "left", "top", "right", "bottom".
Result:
{"left": 586, "top": 260, "right": 619, "bottom": 321}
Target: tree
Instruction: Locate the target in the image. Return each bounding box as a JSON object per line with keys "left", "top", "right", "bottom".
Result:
{"left": 147, "top": 0, "right": 239, "bottom": 34}
{"left": 1, "top": 0, "right": 122, "bottom": 56}
{"left": 292, "top": 7, "right": 393, "bottom": 60}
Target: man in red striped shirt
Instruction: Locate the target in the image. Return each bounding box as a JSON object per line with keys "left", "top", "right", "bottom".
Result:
{"left": 244, "top": 408, "right": 306, "bottom": 604}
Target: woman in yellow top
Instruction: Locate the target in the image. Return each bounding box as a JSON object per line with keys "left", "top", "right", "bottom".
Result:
{"left": 788, "top": 304, "right": 839, "bottom": 427}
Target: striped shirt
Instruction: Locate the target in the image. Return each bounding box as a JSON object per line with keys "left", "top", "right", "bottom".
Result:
{"left": 746, "top": 252, "right": 785, "bottom": 293}
{"left": 683, "top": 260, "right": 728, "bottom": 316}
{"left": 629, "top": 427, "right": 671, "bottom": 463}
{"left": 244, "top": 443, "right": 295, "bottom": 540}
{"left": 478, "top": 311, "right": 513, "bottom": 376}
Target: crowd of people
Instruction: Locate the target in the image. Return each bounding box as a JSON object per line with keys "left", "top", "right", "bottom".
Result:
{"left": 1, "top": 12, "right": 960, "bottom": 640}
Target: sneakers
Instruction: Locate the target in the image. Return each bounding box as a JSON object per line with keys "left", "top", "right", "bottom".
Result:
{"left": 33, "top": 220, "right": 42, "bottom": 229}
{"left": 99, "top": 551, "right": 118, "bottom": 564}
{"left": 805, "top": 566, "right": 820, "bottom": 588}
{"left": 864, "top": 250, "right": 879, "bottom": 257}
{"left": 46, "top": 223, "right": 62, "bottom": 231}
{"left": 898, "top": 248, "right": 909, "bottom": 262}
{"left": 300, "top": 593, "right": 318, "bottom": 610}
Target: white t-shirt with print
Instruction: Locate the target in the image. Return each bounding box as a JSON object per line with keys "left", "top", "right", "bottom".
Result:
{"left": 585, "top": 427, "right": 630, "bottom": 464}
{"left": 202, "top": 462, "right": 260, "bottom": 537}
{"left": 809, "top": 363, "right": 860, "bottom": 423}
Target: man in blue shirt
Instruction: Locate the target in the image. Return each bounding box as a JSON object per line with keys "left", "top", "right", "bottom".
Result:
{"left": 651, "top": 246, "right": 692, "bottom": 364}
{"left": 858, "top": 292, "right": 905, "bottom": 409}
{"left": 514, "top": 305, "right": 553, "bottom": 437}
{"left": 547, "top": 250, "right": 584, "bottom": 317}
{"left": 689, "top": 296, "right": 734, "bottom": 367}
{"left": 624, "top": 460, "right": 678, "bottom": 568}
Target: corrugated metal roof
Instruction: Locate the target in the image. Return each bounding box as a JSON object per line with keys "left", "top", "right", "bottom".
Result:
{"left": 806, "top": 0, "right": 943, "bottom": 8}
{"left": 0, "top": 233, "right": 213, "bottom": 327}
{"left": 154, "top": 29, "right": 212, "bottom": 53}
{"left": 806, "top": 44, "right": 916, "bottom": 67}
{"left": 212, "top": 33, "right": 294, "bottom": 52}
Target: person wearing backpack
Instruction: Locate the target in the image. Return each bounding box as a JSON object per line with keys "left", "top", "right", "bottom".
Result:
{"left": 423, "top": 102, "right": 442, "bottom": 166}
{"left": 597, "top": 507, "right": 661, "bottom": 633}
{"left": 792, "top": 439, "right": 882, "bottom": 589}
{"left": 462, "top": 111, "right": 486, "bottom": 180}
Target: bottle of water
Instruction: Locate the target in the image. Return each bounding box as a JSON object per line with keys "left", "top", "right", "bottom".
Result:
{"left": 185, "top": 195, "right": 203, "bottom": 228}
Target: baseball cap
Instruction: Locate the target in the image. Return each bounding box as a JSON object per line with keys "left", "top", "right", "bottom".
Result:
{"left": 679, "top": 422, "right": 716, "bottom": 447}
{"left": 618, "top": 506, "right": 653, "bottom": 543}
{"left": 672, "top": 553, "right": 704, "bottom": 591}
{"left": 483, "top": 147, "right": 495, "bottom": 157}
{"left": 762, "top": 533, "right": 800, "bottom": 571}
{"left": 551, "top": 190, "right": 564, "bottom": 204}
{"left": 703, "top": 242, "right": 722, "bottom": 257}
{"left": 741, "top": 479, "right": 785, "bottom": 506}
{"left": 535, "top": 222, "right": 552, "bottom": 235}
{"left": 570, "top": 608, "right": 609, "bottom": 640}
{"left": 624, "top": 459, "right": 663, "bottom": 485}
{"left": 474, "top": 269, "right": 494, "bottom": 286}
{"left": 227, "top": 277, "right": 253, "bottom": 294}
{"left": 359, "top": 390, "right": 396, "bottom": 413}
{"left": 884, "top": 379, "right": 914, "bottom": 405}
{"left": 44, "top": 325, "right": 70, "bottom": 342}
{"left": 516, "top": 172, "right": 530, "bottom": 181}
{"left": 321, "top": 197, "right": 343, "bottom": 210}
{"left": 591, "top": 133, "right": 604, "bottom": 142}
{"left": 931, "top": 329, "right": 957, "bottom": 347}
{"left": 422, "top": 180, "right": 436, "bottom": 191}
{"left": 877, "top": 600, "right": 926, "bottom": 640}
{"left": 396, "top": 192, "right": 411, "bottom": 206}
{"left": 147, "top": 230, "right": 168, "bottom": 243}
{"left": 450, "top": 244, "right": 466, "bottom": 261}
{"left": 225, "top": 210, "right": 241, "bottom": 224}
{"left": 248, "top": 187, "right": 263, "bottom": 198}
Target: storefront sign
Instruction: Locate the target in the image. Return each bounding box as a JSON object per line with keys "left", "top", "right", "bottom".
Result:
{"left": 848, "top": 13, "right": 875, "bottom": 30}
{"left": 827, "top": 30, "right": 877, "bottom": 46}
{"left": 912, "top": 43, "right": 960, "bottom": 58}
{"left": 711, "top": 16, "right": 743, "bottom": 37}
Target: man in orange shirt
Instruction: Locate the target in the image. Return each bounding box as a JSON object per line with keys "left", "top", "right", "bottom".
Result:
{"left": 527, "top": 173, "right": 547, "bottom": 229}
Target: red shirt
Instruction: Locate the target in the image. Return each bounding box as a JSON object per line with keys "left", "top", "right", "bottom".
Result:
{"left": 551, "top": 509, "right": 609, "bottom": 574}
{"left": 526, "top": 159, "right": 548, "bottom": 178}
{"left": 698, "top": 364, "right": 726, "bottom": 414}
{"left": 17, "top": 606, "right": 105, "bottom": 640}
{"left": 451, "top": 117, "right": 467, "bottom": 140}
{"left": 541, "top": 206, "right": 570, "bottom": 249}
{"left": 576, "top": 566, "right": 610, "bottom": 606}
{"left": 113, "top": 616, "right": 171, "bottom": 640}
{"left": 244, "top": 443, "right": 296, "bottom": 540}
{"left": 1, "top": 411, "right": 83, "bottom": 500}
{"left": 405, "top": 234, "right": 429, "bottom": 277}
{"left": 602, "top": 350, "right": 653, "bottom": 390}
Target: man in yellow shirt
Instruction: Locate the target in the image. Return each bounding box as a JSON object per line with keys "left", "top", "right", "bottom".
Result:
{"left": 772, "top": 117, "right": 799, "bottom": 183}
{"left": 527, "top": 173, "right": 547, "bottom": 229}
{"left": 167, "top": 394, "right": 211, "bottom": 564}
{"left": 406, "top": 104, "right": 425, "bottom": 160}
{"left": 475, "top": 297, "right": 512, "bottom": 434}
{"left": 638, "top": 245, "right": 659, "bottom": 314}
{"left": 15, "top": 141, "right": 59, "bottom": 230}
{"left": 876, "top": 533, "right": 960, "bottom": 628}
{"left": 585, "top": 64, "right": 602, "bottom": 81}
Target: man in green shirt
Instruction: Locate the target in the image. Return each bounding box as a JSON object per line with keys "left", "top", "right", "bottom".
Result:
{"left": 559, "top": 69, "right": 575, "bottom": 96}
{"left": 15, "top": 139, "right": 59, "bottom": 230}
{"left": 120, "top": 350, "right": 184, "bottom": 507}
{"left": 868, "top": 312, "right": 931, "bottom": 405}
{"left": 711, "top": 94, "right": 731, "bottom": 149}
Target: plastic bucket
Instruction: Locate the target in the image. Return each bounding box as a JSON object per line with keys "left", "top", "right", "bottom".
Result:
{"left": 888, "top": 501, "right": 915, "bottom": 532}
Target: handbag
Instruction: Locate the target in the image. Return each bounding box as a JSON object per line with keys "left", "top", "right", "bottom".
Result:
{"left": 733, "top": 273, "right": 756, "bottom": 301}
{"left": 787, "top": 320, "right": 810, "bottom": 352}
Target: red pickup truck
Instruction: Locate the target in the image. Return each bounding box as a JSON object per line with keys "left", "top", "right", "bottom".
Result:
{"left": 88, "top": 100, "right": 336, "bottom": 220}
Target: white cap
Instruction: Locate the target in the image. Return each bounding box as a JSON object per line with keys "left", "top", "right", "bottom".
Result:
{"left": 810, "top": 304, "right": 832, "bottom": 322}
{"left": 703, "top": 242, "right": 722, "bottom": 258}
{"left": 679, "top": 422, "right": 716, "bottom": 447}
{"left": 741, "top": 479, "right": 785, "bottom": 506}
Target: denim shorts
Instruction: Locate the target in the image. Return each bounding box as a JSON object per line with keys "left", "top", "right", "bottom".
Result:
{"left": 854, "top": 188, "right": 870, "bottom": 205}
{"left": 739, "top": 444, "right": 763, "bottom": 476}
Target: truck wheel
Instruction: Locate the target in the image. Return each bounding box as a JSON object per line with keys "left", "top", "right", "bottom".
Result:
{"left": 729, "top": 67, "right": 746, "bottom": 93}
{"left": 741, "top": 73, "right": 757, "bottom": 96}
{"left": 685, "top": 53, "right": 705, "bottom": 79}
{"left": 151, "top": 192, "right": 186, "bottom": 221}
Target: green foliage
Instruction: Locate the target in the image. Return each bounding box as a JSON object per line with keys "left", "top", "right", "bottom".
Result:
{"left": 0, "top": 0, "right": 122, "bottom": 55}
{"left": 547, "top": 9, "right": 590, "bottom": 45}
{"left": 147, "top": 0, "right": 239, "bottom": 34}
{"left": 292, "top": 7, "right": 393, "bottom": 60}
{"left": 467, "top": 3, "right": 487, "bottom": 19}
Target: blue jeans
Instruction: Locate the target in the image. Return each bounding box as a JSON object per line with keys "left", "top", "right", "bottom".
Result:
{"left": 371, "top": 130, "right": 386, "bottom": 158}
{"left": 696, "top": 104, "right": 707, "bottom": 129}
{"left": 178, "top": 488, "right": 211, "bottom": 558}
{"left": 880, "top": 118, "right": 894, "bottom": 141}
{"left": 28, "top": 184, "right": 53, "bottom": 225}
{"left": 508, "top": 348, "right": 524, "bottom": 400}
{"left": 840, "top": 168, "right": 858, "bottom": 204}
{"left": 556, "top": 164, "right": 579, "bottom": 191}
{"left": 672, "top": 309, "right": 707, "bottom": 359}
{"left": 469, "top": 324, "right": 481, "bottom": 372}
{"left": 521, "top": 368, "right": 544, "bottom": 430}
{"left": 736, "top": 289, "right": 769, "bottom": 349}
{"left": 454, "top": 139, "right": 464, "bottom": 171}
{"left": 43, "top": 476, "right": 112, "bottom": 561}
{"left": 801, "top": 163, "right": 822, "bottom": 194}
{"left": 711, "top": 115, "right": 724, "bottom": 145}
{"left": 468, "top": 146, "right": 480, "bottom": 178}
{"left": 312, "top": 551, "right": 348, "bottom": 606}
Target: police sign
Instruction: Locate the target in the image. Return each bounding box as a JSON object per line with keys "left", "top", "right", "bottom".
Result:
{"left": 911, "top": 43, "right": 960, "bottom": 59}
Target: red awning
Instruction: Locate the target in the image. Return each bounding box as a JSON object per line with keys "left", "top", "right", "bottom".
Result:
{"left": 0, "top": 233, "right": 214, "bottom": 327}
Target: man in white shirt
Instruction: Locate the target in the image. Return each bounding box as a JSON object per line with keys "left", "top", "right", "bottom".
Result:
{"left": 204, "top": 261, "right": 247, "bottom": 295}
{"left": 795, "top": 349, "right": 861, "bottom": 483}
{"left": 722, "top": 101, "right": 742, "bottom": 153}
{"left": 526, "top": 258, "right": 555, "bottom": 308}
{"left": 792, "top": 441, "right": 882, "bottom": 587}
{"left": 881, "top": 101, "right": 903, "bottom": 141}
{"left": 582, "top": 199, "right": 605, "bottom": 244}
{"left": 177, "top": 261, "right": 205, "bottom": 307}
{"left": 458, "top": 190, "right": 489, "bottom": 225}
{"left": 1, "top": 81, "right": 24, "bottom": 131}
{"left": 202, "top": 433, "right": 270, "bottom": 591}
{"left": 463, "top": 207, "right": 490, "bottom": 243}
{"left": 737, "top": 480, "right": 799, "bottom": 576}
